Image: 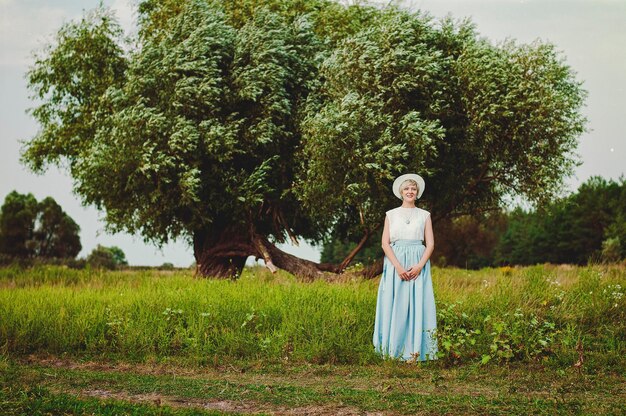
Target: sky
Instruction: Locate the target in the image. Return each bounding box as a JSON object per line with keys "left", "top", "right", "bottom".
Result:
{"left": 1, "top": 0, "right": 624, "bottom": 267}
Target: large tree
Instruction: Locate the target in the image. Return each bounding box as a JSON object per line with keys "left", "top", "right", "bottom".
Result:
{"left": 21, "top": 0, "right": 586, "bottom": 278}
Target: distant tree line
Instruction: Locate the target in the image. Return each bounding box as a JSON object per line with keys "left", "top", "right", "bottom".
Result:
{"left": 0, "top": 191, "right": 81, "bottom": 259}
{"left": 0, "top": 191, "right": 128, "bottom": 269}
{"left": 493, "top": 176, "right": 625, "bottom": 266}
{"left": 322, "top": 176, "right": 626, "bottom": 268}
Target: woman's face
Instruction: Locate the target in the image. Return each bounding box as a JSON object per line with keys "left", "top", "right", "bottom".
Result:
{"left": 400, "top": 181, "right": 418, "bottom": 202}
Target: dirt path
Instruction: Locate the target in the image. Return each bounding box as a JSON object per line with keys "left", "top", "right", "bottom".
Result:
{"left": 16, "top": 354, "right": 401, "bottom": 415}
{"left": 17, "top": 352, "right": 500, "bottom": 398}
{"left": 55, "top": 386, "right": 387, "bottom": 415}
{"left": 11, "top": 353, "right": 626, "bottom": 415}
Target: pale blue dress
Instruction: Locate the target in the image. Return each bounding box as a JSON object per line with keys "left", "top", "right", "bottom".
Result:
{"left": 373, "top": 207, "right": 439, "bottom": 361}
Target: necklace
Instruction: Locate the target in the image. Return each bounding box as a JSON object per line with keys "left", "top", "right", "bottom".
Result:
{"left": 401, "top": 208, "right": 416, "bottom": 224}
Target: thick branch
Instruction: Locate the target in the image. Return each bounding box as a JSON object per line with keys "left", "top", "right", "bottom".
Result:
{"left": 337, "top": 230, "right": 371, "bottom": 272}
{"left": 264, "top": 241, "right": 326, "bottom": 280}
{"left": 252, "top": 235, "right": 278, "bottom": 273}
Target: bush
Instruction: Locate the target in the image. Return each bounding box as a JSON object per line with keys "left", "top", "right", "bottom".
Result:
{"left": 601, "top": 237, "right": 622, "bottom": 263}
{"left": 159, "top": 262, "right": 175, "bottom": 271}
{"left": 86, "top": 245, "right": 127, "bottom": 270}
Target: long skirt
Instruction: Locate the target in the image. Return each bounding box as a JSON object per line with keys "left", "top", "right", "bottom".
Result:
{"left": 372, "top": 239, "right": 438, "bottom": 361}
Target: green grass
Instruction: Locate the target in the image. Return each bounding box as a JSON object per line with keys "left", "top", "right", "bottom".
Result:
{"left": 0, "top": 264, "right": 625, "bottom": 414}
{"left": 0, "top": 265, "right": 380, "bottom": 365}
{"left": 1, "top": 264, "right": 624, "bottom": 370}
{"left": 0, "top": 385, "right": 230, "bottom": 416}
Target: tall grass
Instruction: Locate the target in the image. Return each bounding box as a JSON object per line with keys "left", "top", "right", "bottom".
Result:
{"left": 0, "top": 264, "right": 624, "bottom": 370}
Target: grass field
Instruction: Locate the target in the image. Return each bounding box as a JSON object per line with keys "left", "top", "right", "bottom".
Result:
{"left": 1, "top": 264, "right": 625, "bottom": 415}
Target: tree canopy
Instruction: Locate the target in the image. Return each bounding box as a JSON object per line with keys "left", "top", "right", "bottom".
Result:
{"left": 21, "top": 0, "right": 587, "bottom": 278}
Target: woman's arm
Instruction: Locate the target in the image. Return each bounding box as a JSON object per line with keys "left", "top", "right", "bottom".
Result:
{"left": 408, "top": 214, "right": 435, "bottom": 279}
{"left": 381, "top": 215, "right": 410, "bottom": 280}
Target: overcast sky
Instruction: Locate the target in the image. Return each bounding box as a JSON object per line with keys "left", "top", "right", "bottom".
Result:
{"left": 1, "top": 0, "right": 624, "bottom": 266}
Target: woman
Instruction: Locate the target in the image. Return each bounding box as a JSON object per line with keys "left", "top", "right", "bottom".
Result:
{"left": 372, "top": 173, "right": 438, "bottom": 362}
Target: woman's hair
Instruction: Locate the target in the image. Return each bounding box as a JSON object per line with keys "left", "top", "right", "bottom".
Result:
{"left": 399, "top": 179, "right": 419, "bottom": 195}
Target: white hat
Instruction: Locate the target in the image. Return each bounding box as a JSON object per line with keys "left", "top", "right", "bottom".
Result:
{"left": 392, "top": 173, "right": 425, "bottom": 200}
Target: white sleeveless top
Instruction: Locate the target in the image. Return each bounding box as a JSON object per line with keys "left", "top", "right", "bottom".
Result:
{"left": 386, "top": 207, "right": 430, "bottom": 242}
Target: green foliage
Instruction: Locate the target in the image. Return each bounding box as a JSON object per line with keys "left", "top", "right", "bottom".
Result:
{"left": 23, "top": 0, "right": 325, "bottom": 246}
{"left": 298, "top": 8, "right": 586, "bottom": 240}
{"left": 86, "top": 245, "right": 127, "bottom": 269}
{"left": 22, "top": 6, "right": 127, "bottom": 172}
{"left": 21, "top": 0, "right": 587, "bottom": 262}
{"left": 455, "top": 39, "right": 586, "bottom": 204}
{"left": 138, "top": 0, "right": 378, "bottom": 45}
{"left": 481, "top": 310, "right": 558, "bottom": 363}
{"left": 433, "top": 301, "right": 481, "bottom": 364}
{"left": 298, "top": 9, "right": 447, "bottom": 237}
{"left": 0, "top": 191, "right": 81, "bottom": 259}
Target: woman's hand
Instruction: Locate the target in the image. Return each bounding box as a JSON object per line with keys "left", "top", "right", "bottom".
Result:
{"left": 395, "top": 266, "right": 411, "bottom": 281}
{"left": 407, "top": 264, "right": 423, "bottom": 280}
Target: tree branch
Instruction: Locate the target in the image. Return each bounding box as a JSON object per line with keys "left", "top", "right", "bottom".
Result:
{"left": 252, "top": 235, "right": 278, "bottom": 273}
{"left": 260, "top": 235, "right": 327, "bottom": 280}
{"left": 337, "top": 230, "right": 371, "bottom": 272}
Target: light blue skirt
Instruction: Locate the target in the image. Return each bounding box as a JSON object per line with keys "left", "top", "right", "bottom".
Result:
{"left": 373, "top": 239, "right": 438, "bottom": 361}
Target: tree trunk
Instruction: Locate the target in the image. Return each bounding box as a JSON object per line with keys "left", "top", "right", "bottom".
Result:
{"left": 361, "top": 257, "right": 383, "bottom": 279}
{"left": 193, "top": 226, "right": 252, "bottom": 279}
{"left": 195, "top": 250, "right": 248, "bottom": 279}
